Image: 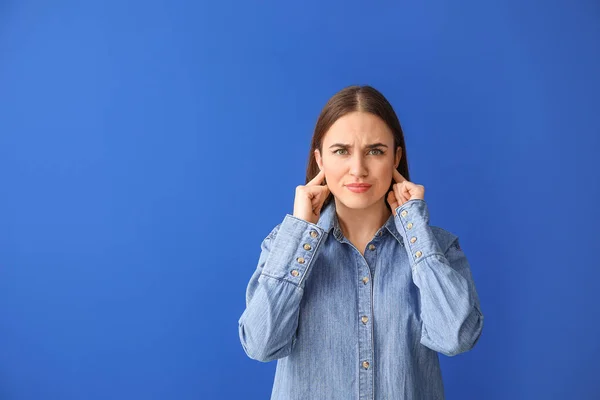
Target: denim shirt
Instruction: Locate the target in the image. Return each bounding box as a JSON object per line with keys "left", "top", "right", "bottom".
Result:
{"left": 238, "top": 198, "right": 484, "bottom": 400}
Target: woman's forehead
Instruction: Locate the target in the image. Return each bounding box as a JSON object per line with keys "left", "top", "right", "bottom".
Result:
{"left": 324, "top": 125, "right": 393, "bottom": 146}
{"left": 324, "top": 112, "right": 393, "bottom": 143}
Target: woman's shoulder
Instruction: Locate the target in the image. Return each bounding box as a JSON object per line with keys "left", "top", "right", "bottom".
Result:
{"left": 263, "top": 213, "right": 324, "bottom": 242}
{"left": 263, "top": 218, "right": 461, "bottom": 253}
{"left": 429, "top": 225, "right": 460, "bottom": 253}
{"left": 265, "top": 223, "right": 282, "bottom": 240}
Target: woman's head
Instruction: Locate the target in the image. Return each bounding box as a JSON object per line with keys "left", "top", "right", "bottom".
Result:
{"left": 306, "top": 85, "right": 410, "bottom": 213}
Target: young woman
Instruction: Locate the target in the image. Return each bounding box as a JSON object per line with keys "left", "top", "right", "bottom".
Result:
{"left": 238, "top": 85, "right": 484, "bottom": 400}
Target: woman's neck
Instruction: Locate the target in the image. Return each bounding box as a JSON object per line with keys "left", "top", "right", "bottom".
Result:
{"left": 334, "top": 198, "right": 391, "bottom": 241}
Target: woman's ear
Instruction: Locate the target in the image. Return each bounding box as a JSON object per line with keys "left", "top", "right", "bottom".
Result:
{"left": 395, "top": 146, "right": 402, "bottom": 168}
{"left": 314, "top": 149, "right": 323, "bottom": 170}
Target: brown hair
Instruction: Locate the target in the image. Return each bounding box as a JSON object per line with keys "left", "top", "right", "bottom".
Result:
{"left": 305, "top": 85, "right": 410, "bottom": 212}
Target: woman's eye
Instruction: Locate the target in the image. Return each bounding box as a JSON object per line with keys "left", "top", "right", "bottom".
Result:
{"left": 332, "top": 149, "right": 384, "bottom": 155}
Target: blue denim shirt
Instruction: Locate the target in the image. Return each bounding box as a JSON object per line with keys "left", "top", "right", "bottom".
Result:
{"left": 238, "top": 198, "right": 484, "bottom": 400}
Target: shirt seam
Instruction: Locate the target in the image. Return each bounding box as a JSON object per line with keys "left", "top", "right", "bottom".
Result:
{"left": 259, "top": 271, "right": 305, "bottom": 292}
{"left": 413, "top": 251, "right": 445, "bottom": 267}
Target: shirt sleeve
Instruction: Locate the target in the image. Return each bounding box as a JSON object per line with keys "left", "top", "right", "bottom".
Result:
{"left": 238, "top": 214, "right": 325, "bottom": 362}
{"left": 394, "top": 199, "right": 484, "bottom": 357}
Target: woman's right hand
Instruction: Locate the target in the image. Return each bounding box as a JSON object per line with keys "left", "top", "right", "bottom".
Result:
{"left": 293, "top": 169, "right": 330, "bottom": 225}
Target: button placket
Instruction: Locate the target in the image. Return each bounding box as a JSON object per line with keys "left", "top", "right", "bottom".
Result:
{"left": 353, "top": 246, "right": 374, "bottom": 394}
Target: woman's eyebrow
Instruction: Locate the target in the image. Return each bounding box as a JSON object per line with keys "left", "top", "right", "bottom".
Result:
{"left": 329, "top": 142, "right": 389, "bottom": 149}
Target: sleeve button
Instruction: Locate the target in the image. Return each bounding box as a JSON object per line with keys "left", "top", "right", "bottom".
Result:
{"left": 401, "top": 210, "right": 408, "bottom": 217}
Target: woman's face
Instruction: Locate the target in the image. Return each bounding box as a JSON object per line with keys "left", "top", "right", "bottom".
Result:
{"left": 315, "top": 111, "right": 402, "bottom": 211}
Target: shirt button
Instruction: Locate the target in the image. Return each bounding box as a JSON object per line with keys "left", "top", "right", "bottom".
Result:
{"left": 297, "top": 257, "right": 305, "bottom": 264}
{"left": 361, "top": 316, "right": 369, "bottom": 324}
{"left": 401, "top": 210, "right": 408, "bottom": 217}
{"left": 291, "top": 269, "right": 299, "bottom": 277}
{"left": 362, "top": 276, "right": 369, "bottom": 284}
{"left": 407, "top": 222, "right": 413, "bottom": 229}
{"left": 376, "top": 231, "right": 382, "bottom": 236}
{"left": 410, "top": 237, "right": 417, "bottom": 243}
{"left": 310, "top": 230, "right": 319, "bottom": 238}
{"left": 362, "top": 361, "right": 370, "bottom": 369}
{"left": 303, "top": 243, "right": 312, "bottom": 250}
{"left": 368, "top": 244, "right": 376, "bottom": 251}
{"left": 415, "top": 251, "right": 422, "bottom": 258}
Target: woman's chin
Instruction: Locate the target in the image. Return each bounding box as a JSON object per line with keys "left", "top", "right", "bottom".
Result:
{"left": 335, "top": 194, "right": 384, "bottom": 210}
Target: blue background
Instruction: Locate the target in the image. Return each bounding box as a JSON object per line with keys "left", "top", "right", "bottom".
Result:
{"left": 1, "top": 0, "right": 598, "bottom": 399}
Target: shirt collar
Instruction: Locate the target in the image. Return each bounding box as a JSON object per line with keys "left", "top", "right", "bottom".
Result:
{"left": 316, "top": 199, "right": 405, "bottom": 245}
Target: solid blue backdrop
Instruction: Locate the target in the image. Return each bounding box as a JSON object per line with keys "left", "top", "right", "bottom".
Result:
{"left": 0, "top": 0, "right": 598, "bottom": 399}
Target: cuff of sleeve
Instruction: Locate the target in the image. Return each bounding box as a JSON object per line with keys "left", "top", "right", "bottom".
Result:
{"left": 261, "top": 214, "right": 325, "bottom": 287}
{"left": 394, "top": 199, "right": 444, "bottom": 264}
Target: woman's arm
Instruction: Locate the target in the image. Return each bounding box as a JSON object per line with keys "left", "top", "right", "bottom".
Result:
{"left": 394, "top": 199, "right": 484, "bottom": 357}
{"left": 238, "top": 215, "right": 324, "bottom": 362}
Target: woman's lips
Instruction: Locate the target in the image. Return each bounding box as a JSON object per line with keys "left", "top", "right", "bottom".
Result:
{"left": 346, "top": 184, "right": 371, "bottom": 193}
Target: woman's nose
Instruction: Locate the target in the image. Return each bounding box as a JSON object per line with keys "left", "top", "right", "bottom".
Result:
{"left": 349, "top": 155, "right": 368, "bottom": 177}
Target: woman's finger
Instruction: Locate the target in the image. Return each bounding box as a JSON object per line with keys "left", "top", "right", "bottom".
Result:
{"left": 393, "top": 183, "right": 408, "bottom": 204}
{"left": 311, "top": 185, "right": 330, "bottom": 210}
{"left": 402, "top": 184, "right": 412, "bottom": 201}
{"left": 392, "top": 168, "right": 406, "bottom": 184}
{"left": 307, "top": 169, "right": 326, "bottom": 186}
{"left": 387, "top": 191, "right": 398, "bottom": 215}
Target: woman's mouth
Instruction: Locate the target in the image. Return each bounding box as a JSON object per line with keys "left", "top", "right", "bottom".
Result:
{"left": 346, "top": 184, "right": 372, "bottom": 193}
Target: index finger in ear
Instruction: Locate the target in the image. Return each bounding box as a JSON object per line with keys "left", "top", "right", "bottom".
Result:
{"left": 307, "top": 169, "right": 326, "bottom": 186}
{"left": 393, "top": 168, "right": 406, "bottom": 183}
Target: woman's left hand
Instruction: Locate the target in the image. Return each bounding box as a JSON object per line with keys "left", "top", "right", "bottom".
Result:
{"left": 387, "top": 168, "right": 425, "bottom": 216}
